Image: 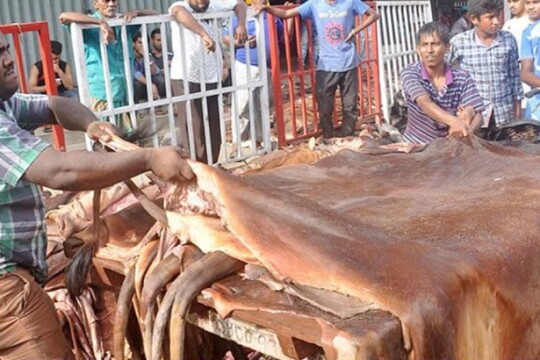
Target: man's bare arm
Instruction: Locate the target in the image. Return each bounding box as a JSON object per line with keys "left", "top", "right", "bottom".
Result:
{"left": 252, "top": 3, "right": 301, "bottom": 19}
{"left": 416, "top": 95, "right": 470, "bottom": 137}
{"left": 345, "top": 7, "right": 379, "bottom": 42}
{"left": 521, "top": 59, "right": 540, "bottom": 88}
{"left": 170, "top": 5, "right": 216, "bottom": 52}
{"left": 25, "top": 146, "right": 193, "bottom": 191}
{"left": 59, "top": 12, "right": 115, "bottom": 44}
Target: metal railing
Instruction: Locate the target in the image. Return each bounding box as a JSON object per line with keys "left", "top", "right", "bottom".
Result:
{"left": 0, "top": 21, "right": 66, "bottom": 150}
{"left": 268, "top": 2, "right": 381, "bottom": 147}
{"left": 376, "top": 0, "right": 432, "bottom": 121}
{"left": 69, "top": 11, "right": 271, "bottom": 165}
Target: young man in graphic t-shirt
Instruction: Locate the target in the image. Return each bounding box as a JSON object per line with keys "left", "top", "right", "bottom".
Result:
{"left": 253, "top": 0, "right": 379, "bottom": 138}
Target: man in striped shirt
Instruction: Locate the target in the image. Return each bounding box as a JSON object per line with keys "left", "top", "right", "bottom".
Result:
{"left": 0, "top": 31, "right": 194, "bottom": 358}
{"left": 401, "top": 22, "right": 485, "bottom": 144}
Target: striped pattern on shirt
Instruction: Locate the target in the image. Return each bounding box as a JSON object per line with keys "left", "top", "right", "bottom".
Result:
{"left": 401, "top": 62, "right": 485, "bottom": 144}
{"left": 0, "top": 93, "right": 52, "bottom": 283}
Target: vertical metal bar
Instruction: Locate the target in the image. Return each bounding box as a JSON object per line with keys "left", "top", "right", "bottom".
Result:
{"left": 371, "top": 10, "right": 381, "bottom": 124}
{"left": 357, "top": 16, "right": 366, "bottom": 118}
{"left": 389, "top": 5, "right": 399, "bottom": 103}
{"left": 140, "top": 23, "right": 159, "bottom": 147}
{"left": 120, "top": 22, "right": 137, "bottom": 131}
{"left": 160, "top": 21, "right": 177, "bottom": 147}
{"left": 38, "top": 24, "right": 66, "bottom": 151}
{"left": 268, "top": 13, "right": 285, "bottom": 147}
{"left": 178, "top": 21, "right": 196, "bottom": 160}
{"left": 216, "top": 14, "right": 229, "bottom": 161}
{"left": 197, "top": 18, "right": 211, "bottom": 164}
{"left": 99, "top": 23, "right": 115, "bottom": 125}
{"left": 257, "top": 12, "right": 271, "bottom": 154}
{"left": 377, "top": 3, "right": 390, "bottom": 121}
{"left": 11, "top": 33, "right": 28, "bottom": 94}
{"left": 404, "top": 4, "right": 414, "bottom": 65}
{"left": 228, "top": 21, "right": 241, "bottom": 159}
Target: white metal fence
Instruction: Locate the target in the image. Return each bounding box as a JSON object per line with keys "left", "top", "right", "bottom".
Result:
{"left": 69, "top": 10, "right": 271, "bottom": 165}
{"left": 376, "top": 1, "right": 433, "bottom": 121}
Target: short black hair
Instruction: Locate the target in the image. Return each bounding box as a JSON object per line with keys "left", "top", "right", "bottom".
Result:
{"left": 132, "top": 32, "right": 142, "bottom": 43}
{"left": 467, "top": 0, "right": 503, "bottom": 19}
{"left": 50, "top": 40, "right": 62, "bottom": 55}
{"left": 151, "top": 28, "right": 160, "bottom": 39}
{"left": 416, "top": 22, "right": 451, "bottom": 46}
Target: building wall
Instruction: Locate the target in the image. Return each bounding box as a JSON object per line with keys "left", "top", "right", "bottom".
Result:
{"left": 0, "top": 0, "right": 171, "bottom": 82}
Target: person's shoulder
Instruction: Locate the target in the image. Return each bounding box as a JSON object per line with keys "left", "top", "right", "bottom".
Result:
{"left": 209, "top": 0, "right": 238, "bottom": 11}
{"left": 401, "top": 62, "right": 421, "bottom": 76}
{"left": 500, "top": 29, "right": 517, "bottom": 40}
{"left": 402, "top": 62, "right": 420, "bottom": 71}
{"left": 449, "top": 64, "right": 474, "bottom": 82}
{"left": 88, "top": 11, "right": 101, "bottom": 20}
{"left": 527, "top": 19, "right": 540, "bottom": 37}
{"left": 9, "top": 93, "right": 48, "bottom": 109}
{"left": 301, "top": 0, "right": 318, "bottom": 7}
{"left": 351, "top": 0, "right": 370, "bottom": 10}
{"left": 449, "top": 64, "right": 468, "bottom": 76}
{"left": 168, "top": 1, "right": 188, "bottom": 13}
{"left": 451, "top": 29, "right": 472, "bottom": 42}
{"left": 350, "top": 0, "right": 368, "bottom": 5}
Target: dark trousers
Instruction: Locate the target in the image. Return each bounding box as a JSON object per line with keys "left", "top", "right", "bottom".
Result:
{"left": 133, "top": 74, "right": 166, "bottom": 102}
{"left": 171, "top": 80, "right": 221, "bottom": 164}
{"left": 133, "top": 81, "right": 148, "bottom": 102}
{"left": 152, "top": 73, "right": 166, "bottom": 98}
{"left": 315, "top": 68, "right": 359, "bottom": 138}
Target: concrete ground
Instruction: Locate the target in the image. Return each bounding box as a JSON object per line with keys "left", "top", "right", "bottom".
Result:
{"left": 36, "top": 127, "right": 87, "bottom": 152}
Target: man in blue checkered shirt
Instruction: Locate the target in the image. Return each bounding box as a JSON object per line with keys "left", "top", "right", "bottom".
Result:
{"left": 448, "top": 0, "right": 523, "bottom": 126}
{"left": 0, "top": 31, "right": 194, "bottom": 358}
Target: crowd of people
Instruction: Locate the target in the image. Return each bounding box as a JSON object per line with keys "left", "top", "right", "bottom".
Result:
{"left": 2, "top": 0, "right": 540, "bottom": 357}
{"left": 52, "top": 0, "right": 378, "bottom": 159}
{"left": 401, "top": 0, "right": 540, "bottom": 144}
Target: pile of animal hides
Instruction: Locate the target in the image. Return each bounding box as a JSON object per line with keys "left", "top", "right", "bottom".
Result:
{"left": 44, "top": 133, "right": 540, "bottom": 360}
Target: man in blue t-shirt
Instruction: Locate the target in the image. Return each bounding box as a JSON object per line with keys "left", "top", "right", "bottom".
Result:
{"left": 253, "top": 0, "right": 379, "bottom": 138}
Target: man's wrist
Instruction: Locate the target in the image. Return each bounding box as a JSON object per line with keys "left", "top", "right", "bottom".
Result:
{"left": 447, "top": 116, "right": 459, "bottom": 127}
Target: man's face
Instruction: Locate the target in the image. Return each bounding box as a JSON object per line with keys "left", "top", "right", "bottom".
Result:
{"left": 0, "top": 34, "right": 18, "bottom": 101}
{"left": 471, "top": 12, "right": 501, "bottom": 36}
{"left": 52, "top": 53, "right": 61, "bottom": 65}
{"left": 525, "top": 0, "right": 540, "bottom": 21}
{"left": 508, "top": 0, "right": 526, "bottom": 16}
{"left": 416, "top": 32, "right": 448, "bottom": 69}
{"left": 151, "top": 34, "right": 162, "bottom": 52}
{"left": 133, "top": 37, "right": 143, "bottom": 56}
{"left": 188, "top": 0, "right": 210, "bottom": 13}
{"left": 93, "top": 0, "right": 117, "bottom": 18}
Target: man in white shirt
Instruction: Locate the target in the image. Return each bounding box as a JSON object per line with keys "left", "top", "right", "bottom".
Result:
{"left": 169, "top": 0, "right": 247, "bottom": 164}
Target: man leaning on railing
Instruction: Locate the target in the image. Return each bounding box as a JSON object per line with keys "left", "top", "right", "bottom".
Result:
{"left": 168, "top": 0, "right": 248, "bottom": 164}
{"left": 59, "top": 0, "right": 158, "bottom": 133}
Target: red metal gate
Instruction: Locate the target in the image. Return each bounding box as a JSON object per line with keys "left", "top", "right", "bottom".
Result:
{"left": 267, "top": 2, "right": 381, "bottom": 147}
{"left": 0, "top": 22, "right": 66, "bottom": 151}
